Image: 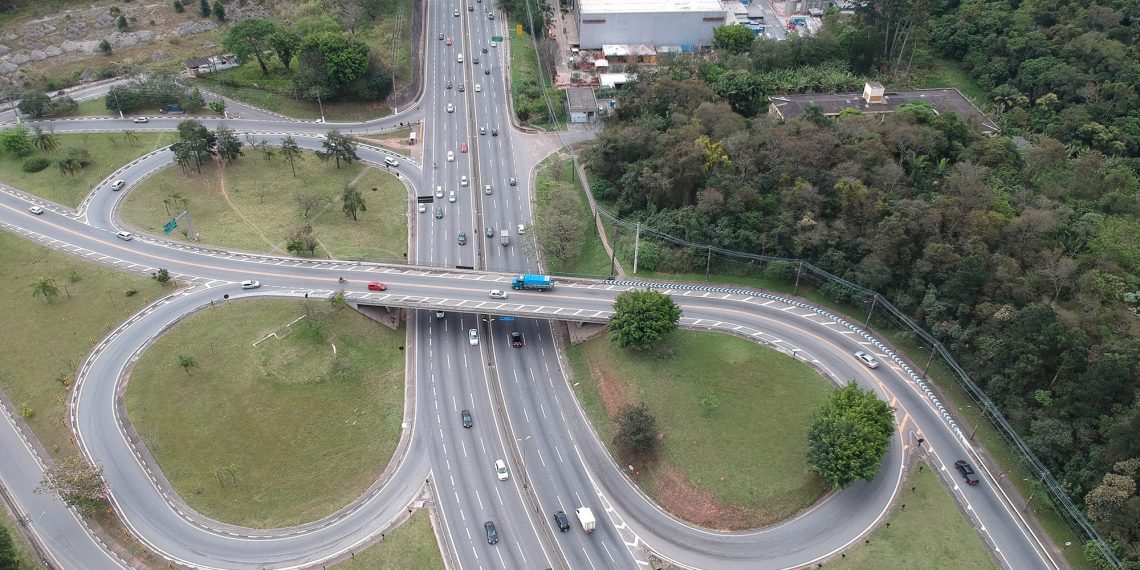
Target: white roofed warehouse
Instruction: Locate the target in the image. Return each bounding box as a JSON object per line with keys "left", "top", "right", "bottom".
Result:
{"left": 578, "top": 0, "right": 727, "bottom": 50}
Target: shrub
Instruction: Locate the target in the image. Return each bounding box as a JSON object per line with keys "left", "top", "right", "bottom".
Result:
{"left": 22, "top": 157, "right": 51, "bottom": 172}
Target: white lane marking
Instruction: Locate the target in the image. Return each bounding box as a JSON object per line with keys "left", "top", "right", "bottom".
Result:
{"left": 537, "top": 448, "right": 547, "bottom": 467}
{"left": 475, "top": 489, "right": 484, "bottom": 511}
{"left": 461, "top": 440, "right": 468, "bottom": 458}
{"left": 495, "top": 486, "right": 504, "bottom": 505}
{"left": 540, "top": 403, "right": 548, "bottom": 419}
{"left": 523, "top": 407, "right": 529, "bottom": 423}
{"left": 555, "top": 446, "right": 564, "bottom": 464}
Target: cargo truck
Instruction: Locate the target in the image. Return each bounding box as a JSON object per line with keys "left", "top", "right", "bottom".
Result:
{"left": 575, "top": 507, "right": 596, "bottom": 533}
{"left": 511, "top": 274, "right": 553, "bottom": 291}
{"left": 500, "top": 229, "right": 510, "bottom": 246}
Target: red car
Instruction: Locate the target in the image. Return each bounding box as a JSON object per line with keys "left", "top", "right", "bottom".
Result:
{"left": 460, "top": 142, "right": 468, "bottom": 153}
{"left": 368, "top": 281, "right": 387, "bottom": 291}
{"left": 446, "top": 37, "right": 453, "bottom": 46}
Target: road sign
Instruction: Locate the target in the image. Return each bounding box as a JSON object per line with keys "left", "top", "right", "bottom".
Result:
{"left": 499, "top": 316, "right": 515, "bottom": 321}
{"left": 516, "top": 24, "right": 523, "bottom": 36}
{"left": 492, "top": 35, "right": 503, "bottom": 42}
{"left": 162, "top": 219, "right": 178, "bottom": 233}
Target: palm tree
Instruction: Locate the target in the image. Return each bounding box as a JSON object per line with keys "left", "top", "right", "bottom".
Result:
{"left": 56, "top": 157, "right": 81, "bottom": 178}
{"left": 31, "top": 126, "right": 57, "bottom": 153}
{"left": 177, "top": 355, "right": 198, "bottom": 375}
{"left": 31, "top": 277, "right": 60, "bottom": 304}
{"left": 122, "top": 129, "right": 139, "bottom": 147}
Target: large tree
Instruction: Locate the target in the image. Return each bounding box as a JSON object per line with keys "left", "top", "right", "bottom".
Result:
{"left": 713, "top": 24, "right": 756, "bottom": 54}
{"left": 222, "top": 18, "right": 278, "bottom": 75}
{"left": 318, "top": 130, "right": 359, "bottom": 169}
{"left": 607, "top": 290, "right": 682, "bottom": 351}
{"left": 533, "top": 181, "right": 587, "bottom": 266}
{"left": 35, "top": 455, "right": 110, "bottom": 514}
{"left": 340, "top": 185, "right": 366, "bottom": 220}
{"left": 214, "top": 124, "right": 244, "bottom": 164}
{"left": 294, "top": 31, "right": 370, "bottom": 97}
{"left": 614, "top": 402, "right": 659, "bottom": 457}
{"left": 807, "top": 383, "right": 896, "bottom": 489}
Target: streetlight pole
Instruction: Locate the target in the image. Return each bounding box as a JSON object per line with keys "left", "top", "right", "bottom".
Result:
{"left": 316, "top": 89, "right": 325, "bottom": 123}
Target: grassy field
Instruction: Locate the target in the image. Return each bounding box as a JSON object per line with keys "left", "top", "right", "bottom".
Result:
{"left": 535, "top": 154, "right": 612, "bottom": 277}
{"left": 568, "top": 330, "right": 833, "bottom": 528}
{"left": 0, "top": 131, "right": 174, "bottom": 207}
{"left": 119, "top": 157, "right": 409, "bottom": 262}
{"left": 827, "top": 462, "right": 998, "bottom": 569}
{"left": 334, "top": 510, "right": 444, "bottom": 569}
{"left": 123, "top": 299, "right": 406, "bottom": 528}
{"left": 913, "top": 58, "right": 990, "bottom": 106}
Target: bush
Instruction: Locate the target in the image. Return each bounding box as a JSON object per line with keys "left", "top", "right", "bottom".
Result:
{"left": 764, "top": 260, "right": 796, "bottom": 282}
{"left": 22, "top": 157, "right": 51, "bottom": 172}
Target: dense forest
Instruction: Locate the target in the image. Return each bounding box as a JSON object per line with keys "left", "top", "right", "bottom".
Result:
{"left": 584, "top": 2, "right": 1140, "bottom": 565}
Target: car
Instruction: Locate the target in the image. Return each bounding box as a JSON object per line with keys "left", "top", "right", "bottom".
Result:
{"left": 435, "top": 186, "right": 444, "bottom": 199}
{"left": 110, "top": 179, "right": 126, "bottom": 190}
{"left": 438, "top": 32, "right": 444, "bottom": 40}
{"left": 445, "top": 36, "right": 453, "bottom": 45}
{"left": 468, "top": 4, "right": 474, "bottom": 10}
{"left": 517, "top": 224, "right": 525, "bottom": 234}
{"left": 457, "top": 232, "right": 467, "bottom": 245}
{"left": 434, "top": 206, "right": 444, "bottom": 219}
{"left": 491, "top": 41, "right": 497, "bottom": 48}
{"left": 491, "top": 128, "right": 497, "bottom": 136}
{"left": 484, "top": 184, "right": 492, "bottom": 195}
{"left": 453, "top": 8, "right": 459, "bottom": 15}
{"left": 457, "top": 53, "right": 463, "bottom": 63}
{"left": 468, "top": 328, "right": 479, "bottom": 345}
{"left": 384, "top": 156, "right": 399, "bottom": 167}
{"left": 447, "top": 103, "right": 455, "bottom": 113}
{"left": 482, "top": 47, "right": 488, "bottom": 54}
{"left": 435, "top": 310, "right": 446, "bottom": 318}
{"left": 28, "top": 205, "right": 44, "bottom": 215}
{"left": 241, "top": 280, "right": 260, "bottom": 290}
{"left": 367, "top": 281, "right": 387, "bottom": 291}
{"left": 489, "top": 289, "right": 508, "bottom": 299}
{"left": 475, "top": 84, "right": 481, "bottom": 92}
{"left": 484, "top": 67, "right": 491, "bottom": 75}
{"left": 553, "top": 511, "right": 570, "bottom": 532}
{"left": 115, "top": 231, "right": 133, "bottom": 241}
{"left": 446, "top": 80, "right": 452, "bottom": 89}
{"left": 461, "top": 409, "right": 473, "bottom": 428}
{"left": 460, "top": 142, "right": 468, "bottom": 153}
{"left": 485, "top": 226, "right": 494, "bottom": 237}
{"left": 494, "top": 459, "right": 509, "bottom": 481}
{"left": 473, "top": 57, "right": 479, "bottom": 65}
{"left": 418, "top": 203, "right": 427, "bottom": 213}
{"left": 488, "top": 12, "right": 494, "bottom": 19}
{"left": 484, "top": 521, "right": 498, "bottom": 544}
{"left": 448, "top": 190, "right": 457, "bottom": 203}
{"left": 508, "top": 177, "right": 517, "bottom": 186}
{"left": 458, "top": 84, "right": 465, "bottom": 92}
{"left": 460, "top": 175, "right": 468, "bottom": 186}
{"left": 480, "top": 126, "right": 486, "bottom": 135}
{"left": 954, "top": 460, "right": 980, "bottom": 485}
{"left": 448, "top": 150, "right": 455, "bottom": 162}
{"left": 132, "top": 117, "right": 148, "bottom": 123}
{"left": 510, "top": 331, "right": 524, "bottom": 347}
{"left": 854, "top": 351, "right": 880, "bottom": 369}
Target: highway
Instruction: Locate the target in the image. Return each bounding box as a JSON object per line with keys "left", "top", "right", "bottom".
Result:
{"left": 0, "top": 3, "right": 1065, "bottom": 570}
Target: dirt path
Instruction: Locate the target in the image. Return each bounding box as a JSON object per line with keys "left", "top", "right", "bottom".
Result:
{"left": 213, "top": 160, "right": 282, "bottom": 253}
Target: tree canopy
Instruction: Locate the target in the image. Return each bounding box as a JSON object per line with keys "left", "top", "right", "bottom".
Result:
{"left": 607, "top": 290, "right": 682, "bottom": 351}
{"left": 807, "top": 383, "right": 895, "bottom": 489}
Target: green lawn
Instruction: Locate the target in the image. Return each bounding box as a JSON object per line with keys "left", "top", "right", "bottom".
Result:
{"left": 123, "top": 299, "right": 406, "bottom": 528}
{"left": 74, "top": 98, "right": 114, "bottom": 117}
{"left": 119, "top": 157, "right": 409, "bottom": 262}
{"left": 0, "top": 514, "right": 38, "bottom": 570}
{"left": 568, "top": 330, "right": 833, "bottom": 528}
{"left": 827, "top": 462, "right": 998, "bottom": 569}
{"left": 913, "top": 58, "right": 990, "bottom": 107}
{"left": 198, "top": 71, "right": 391, "bottom": 123}
{"left": 0, "top": 132, "right": 174, "bottom": 207}
{"left": 536, "top": 154, "right": 612, "bottom": 277}
{"left": 334, "top": 510, "right": 444, "bottom": 569}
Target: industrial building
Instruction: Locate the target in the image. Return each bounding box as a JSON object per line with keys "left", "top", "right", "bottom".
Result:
{"left": 578, "top": 0, "right": 727, "bottom": 50}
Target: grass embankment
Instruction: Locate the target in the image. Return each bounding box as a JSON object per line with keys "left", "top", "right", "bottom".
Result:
{"left": 120, "top": 157, "right": 408, "bottom": 262}
{"left": 568, "top": 330, "right": 832, "bottom": 529}
{"left": 334, "top": 510, "right": 444, "bottom": 569}
{"left": 124, "top": 299, "right": 406, "bottom": 528}
{"left": 828, "top": 462, "right": 998, "bottom": 569}
{"left": 0, "top": 132, "right": 174, "bottom": 207}
{"left": 0, "top": 232, "right": 169, "bottom": 566}
{"left": 0, "top": 514, "right": 38, "bottom": 570}
{"left": 508, "top": 23, "right": 565, "bottom": 129}
{"left": 535, "top": 153, "right": 611, "bottom": 277}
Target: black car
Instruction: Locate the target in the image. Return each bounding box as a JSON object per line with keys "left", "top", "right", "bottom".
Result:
{"left": 485, "top": 226, "right": 494, "bottom": 237}
{"left": 508, "top": 177, "right": 517, "bottom": 186}
{"left": 553, "top": 511, "right": 570, "bottom": 532}
{"left": 511, "top": 331, "right": 524, "bottom": 347}
{"left": 484, "top": 521, "right": 498, "bottom": 544}
{"left": 458, "top": 232, "right": 467, "bottom": 246}
{"left": 461, "top": 409, "right": 473, "bottom": 428}
{"left": 954, "top": 460, "right": 980, "bottom": 485}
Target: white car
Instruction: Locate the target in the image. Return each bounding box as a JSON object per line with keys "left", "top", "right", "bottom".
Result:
{"left": 447, "top": 103, "right": 455, "bottom": 113}
{"left": 384, "top": 156, "right": 399, "bottom": 167}
{"left": 491, "top": 41, "right": 497, "bottom": 48}
{"left": 494, "top": 459, "right": 509, "bottom": 481}
{"left": 435, "top": 186, "right": 444, "bottom": 198}
{"left": 447, "top": 151, "right": 455, "bottom": 162}
{"left": 489, "top": 289, "right": 508, "bottom": 299}
{"left": 133, "top": 117, "right": 148, "bottom": 123}
{"left": 241, "top": 280, "right": 261, "bottom": 290}
{"left": 460, "top": 175, "right": 468, "bottom": 187}
{"left": 418, "top": 203, "right": 427, "bottom": 213}
{"left": 475, "top": 84, "right": 481, "bottom": 92}
{"left": 453, "top": 8, "right": 459, "bottom": 16}
{"left": 448, "top": 191, "right": 457, "bottom": 203}
{"left": 483, "top": 184, "right": 492, "bottom": 195}
{"left": 517, "top": 224, "right": 525, "bottom": 235}
{"left": 28, "top": 205, "right": 44, "bottom": 215}
{"left": 854, "top": 351, "right": 880, "bottom": 369}
{"left": 115, "top": 231, "right": 133, "bottom": 241}
{"left": 110, "top": 179, "right": 126, "bottom": 191}
{"left": 468, "top": 328, "right": 479, "bottom": 346}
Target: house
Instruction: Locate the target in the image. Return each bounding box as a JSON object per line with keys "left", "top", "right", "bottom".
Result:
{"left": 768, "top": 82, "right": 1000, "bottom": 135}
{"left": 565, "top": 87, "right": 600, "bottom": 123}
{"left": 183, "top": 54, "right": 239, "bottom": 77}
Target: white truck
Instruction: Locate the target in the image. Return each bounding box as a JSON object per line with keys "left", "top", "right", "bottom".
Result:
{"left": 575, "top": 507, "right": 596, "bottom": 533}
{"left": 500, "top": 229, "right": 510, "bottom": 246}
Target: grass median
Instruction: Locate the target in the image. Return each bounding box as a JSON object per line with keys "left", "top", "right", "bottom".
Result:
{"left": 333, "top": 510, "right": 443, "bottom": 569}
{"left": 568, "top": 329, "right": 832, "bottom": 529}
{"left": 120, "top": 157, "right": 408, "bottom": 262}
{"left": 124, "top": 298, "right": 406, "bottom": 528}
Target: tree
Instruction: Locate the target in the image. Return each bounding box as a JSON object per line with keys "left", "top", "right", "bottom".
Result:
{"left": 807, "top": 383, "right": 896, "bottom": 489}
{"left": 296, "top": 192, "right": 323, "bottom": 219}
{"left": 533, "top": 181, "right": 587, "bottom": 266}
{"left": 208, "top": 99, "right": 225, "bottom": 115}
{"left": 340, "top": 185, "right": 366, "bottom": 220}
{"left": 713, "top": 24, "right": 756, "bottom": 54}
{"left": 152, "top": 268, "right": 171, "bottom": 284}
{"left": 607, "top": 290, "right": 683, "bottom": 351}
{"left": 117, "top": 14, "right": 128, "bottom": 31}
{"left": 35, "top": 455, "right": 110, "bottom": 514}
{"left": 279, "top": 136, "right": 303, "bottom": 177}
{"left": 198, "top": 0, "right": 210, "bottom": 17}
{"left": 212, "top": 0, "right": 225, "bottom": 21}
{"left": 177, "top": 354, "right": 198, "bottom": 375}
{"left": 0, "top": 125, "right": 33, "bottom": 156}
{"left": 320, "top": 130, "right": 360, "bottom": 169}
{"left": 17, "top": 92, "right": 51, "bottom": 118}
{"left": 99, "top": 39, "right": 112, "bottom": 55}
{"left": 269, "top": 29, "right": 301, "bottom": 70}
{"left": 173, "top": 0, "right": 184, "bottom": 12}
{"left": 294, "top": 32, "right": 371, "bottom": 96}
{"left": 173, "top": 119, "right": 216, "bottom": 173}
{"left": 221, "top": 18, "right": 277, "bottom": 75}
{"left": 0, "top": 526, "right": 18, "bottom": 570}
{"left": 214, "top": 125, "right": 243, "bottom": 164}
{"left": 31, "top": 277, "right": 59, "bottom": 304}
{"left": 56, "top": 155, "right": 81, "bottom": 178}
{"left": 614, "top": 402, "right": 659, "bottom": 457}
{"left": 30, "top": 126, "right": 57, "bottom": 153}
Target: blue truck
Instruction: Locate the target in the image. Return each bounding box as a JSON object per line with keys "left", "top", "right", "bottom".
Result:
{"left": 511, "top": 274, "right": 554, "bottom": 291}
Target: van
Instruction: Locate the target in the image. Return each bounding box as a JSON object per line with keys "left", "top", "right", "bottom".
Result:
{"left": 500, "top": 229, "right": 510, "bottom": 246}
{"left": 457, "top": 53, "right": 464, "bottom": 63}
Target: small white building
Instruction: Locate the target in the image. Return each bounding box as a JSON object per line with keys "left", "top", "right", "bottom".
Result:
{"left": 579, "top": 0, "right": 727, "bottom": 50}
{"left": 565, "top": 87, "right": 600, "bottom": 123}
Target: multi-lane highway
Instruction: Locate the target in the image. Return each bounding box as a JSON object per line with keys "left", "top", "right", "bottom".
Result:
{"left": 0, "top": 2, "right": 1066, "bottom": 569}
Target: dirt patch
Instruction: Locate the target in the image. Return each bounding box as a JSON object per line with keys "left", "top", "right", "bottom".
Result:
{"left": 589, "top": 358, "right": 635, "bottom": 419}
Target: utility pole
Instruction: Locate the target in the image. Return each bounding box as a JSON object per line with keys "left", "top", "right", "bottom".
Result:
{"left": 864, "top": 294, "right": 877, "bottom": 328}
{"left": 792, "top": 261, "right": 802, "bottom": 296}
{"left": 705, "top": 246, "right": 712, "bottom": 281}
{"left": 632, "top": 222, "right": 640, "bottom": 274}
{"left": 315, "top": 89, "right": 325, "bottom": 123}
{"left": 7, "top": 92, "right": 20, "bottom": 123}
